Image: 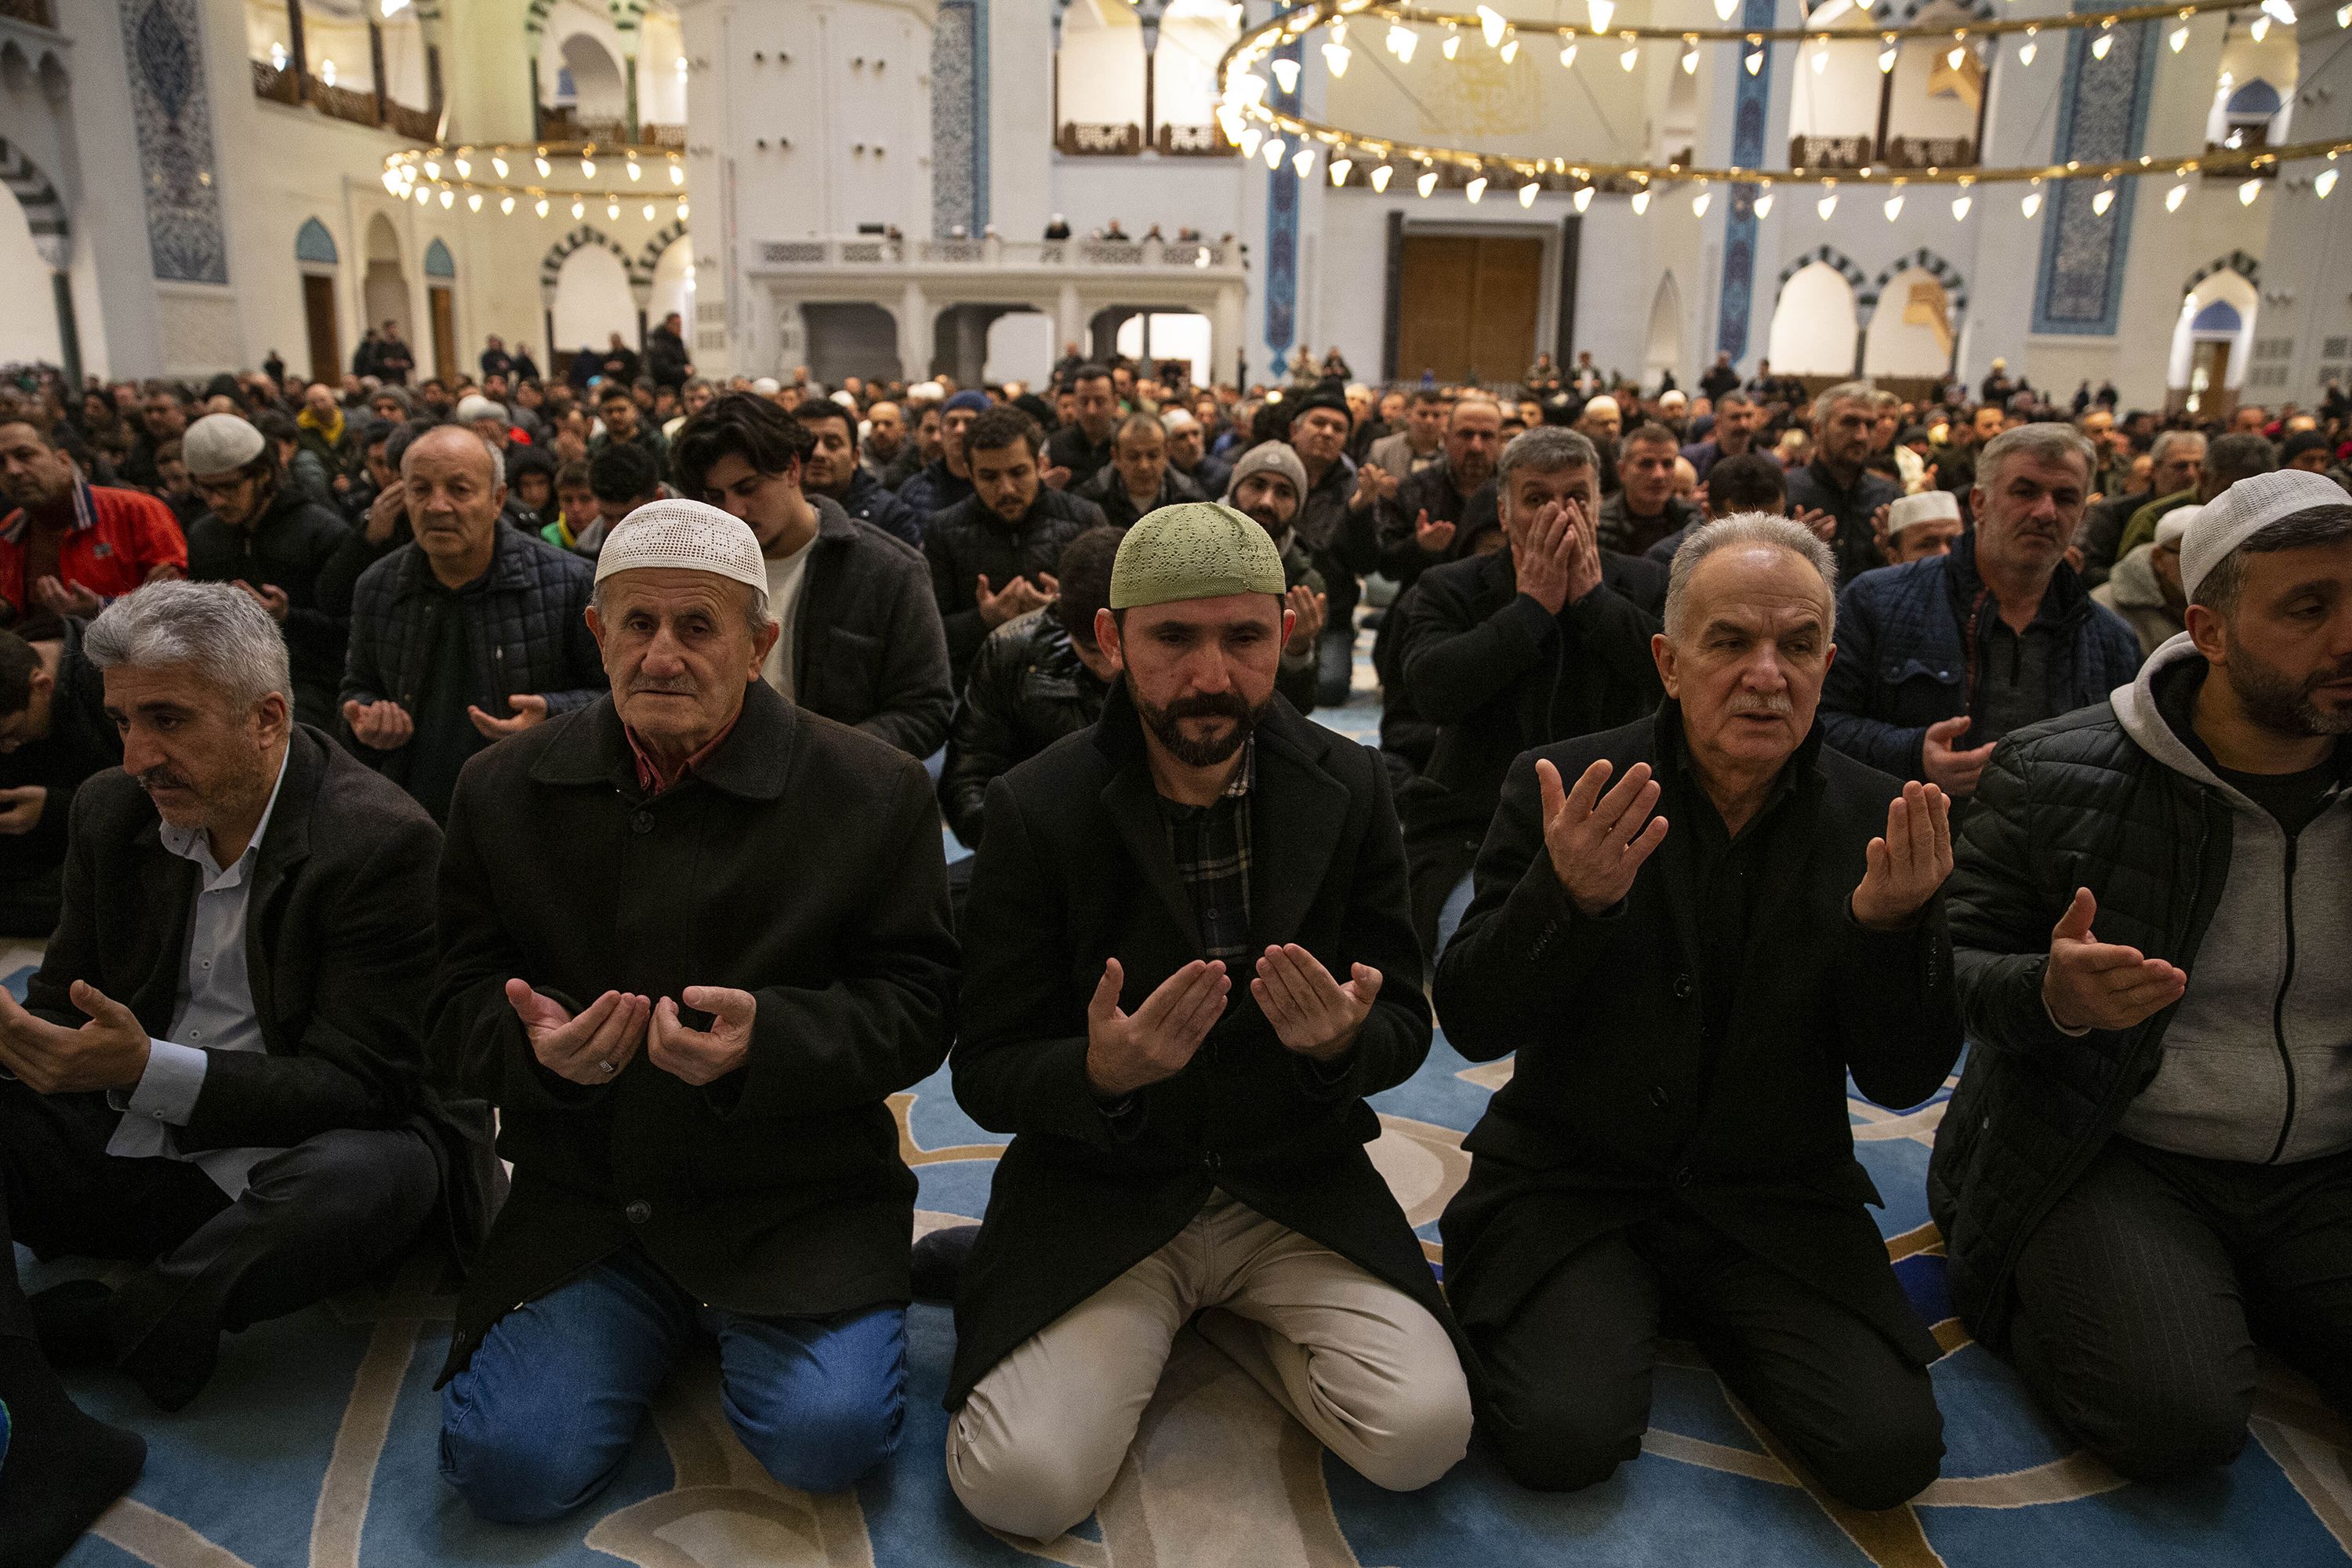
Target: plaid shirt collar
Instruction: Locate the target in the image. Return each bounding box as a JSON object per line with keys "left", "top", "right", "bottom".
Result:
{"left": 1, "top": 477, "right": 95, "bottom": 546}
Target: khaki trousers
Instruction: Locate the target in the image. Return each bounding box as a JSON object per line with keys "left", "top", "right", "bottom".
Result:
{"left": 946, "top": 1190, "right": 1473, "bottom": 1541}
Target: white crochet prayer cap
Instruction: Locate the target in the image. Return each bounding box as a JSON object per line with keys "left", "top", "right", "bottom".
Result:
{"left": 593, "top": 498, "right": 769, "bottom": 604}
{"left": 2181, "top": 470, "right": 2352, "bottom": 601}
{"left": 456, "top": 394, "right": 507, "bottom": 424}
{"left": 2154, "top": 504, "right": 2200, "bottom": 552}
{"left": 1886, "top": 490, "right": 1961, "bottom": 537}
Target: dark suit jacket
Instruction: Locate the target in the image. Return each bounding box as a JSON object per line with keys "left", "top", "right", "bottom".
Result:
{"left": 23, "top": 725, "right": 495, "bottom": 1258}
{"left": 427, "top": 681, "right": 956, "bottom": 1383}
{"left": 1435, "top": 706, "right": 1960, "bottom": 1367}
{"left": 790, "top": 496, "right": 954, "bottom": 758}
{"left": 947, "top": 684, "right": 1457, "bottom": 1407}
{"left": 1396, "top": 546, "right": 1668, "bottom": 832}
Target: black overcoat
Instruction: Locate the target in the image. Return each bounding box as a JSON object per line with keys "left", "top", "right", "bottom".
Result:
{"left": 22, "top": 725, "right": 495, "bottom": 1261}
{"left": 1436, "top": 706, "right": 1961, "bottom": 1367}
{"left": 946, "top": 684, "right": 1457, "bottom": 1407}
{"left": 426, "top": 681, "right": 956, "bottom": 1382}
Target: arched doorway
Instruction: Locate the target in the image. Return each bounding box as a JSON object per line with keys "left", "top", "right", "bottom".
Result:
{"left": 423, "top": 238, "right": 457, "bottom": 383}
{"left": 804, "top": 303, "right": 902, "bottom": 387}
{"left": 1862, "top": 268, "right": 1955, "bottom": 379}
{"left": 550, "top": 241, "right": 636, "bottom": 379}
{"left": 1116, "top": 310, "right": 1212, "bottom": 388}
{"left": 2169, "top": 261, "right": 2258, "bottom": 418}
{"left": 296, "top": 217, "right": 342, "bottom": 383}
{"left": 0, "top": 136, "right": 79, "bottom": 386}
{"left": 1766, "top": 261, "right": 1860, "bottom": 378}
{"left": 362, "top": 212, "right": 412, "bottom": 358}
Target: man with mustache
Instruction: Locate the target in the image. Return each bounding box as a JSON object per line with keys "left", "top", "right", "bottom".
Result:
{"left": 1930, "top": 472, "right": 2352, "bottom": 1481}
{"left": 1821, "top": 424, "right": 2143, "bottom": 803}
{"left": 430, "top": 500, "right": 954, "bottom": 1523}
{"left": 1598, "top": 424, "right": 1704, "bottom": 559}
{"left": 944, "top": 503, "right": 1473, "bottom": 1541}
{"left": 0, "top": 581, "right": 491, "bottom": 1424}
{"left": 1221, "top": 442, "right": 1328, "bottom": 714}
{"left": 339, "top": 426, "right": 605, "bottom": 822}
{"left": 1374, "top": 396, "right": 1504, "bottom": 593}
{"left": 1438, "top": 514, "right": 1962, "bottom": 1508}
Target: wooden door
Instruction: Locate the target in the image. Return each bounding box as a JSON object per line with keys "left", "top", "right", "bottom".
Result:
{"left": 1395, "top": 234, "right": 1544, "bottom": 385}
{"left": 302, "top": 274, "right": 341, "bottom": 385}
{"left": 429, "top": 285, "right": 456, "bottom": 383}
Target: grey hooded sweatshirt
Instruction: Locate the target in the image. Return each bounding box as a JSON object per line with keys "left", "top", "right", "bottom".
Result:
{"left": 2111, "top": 633, "right": 2352, "bottom": 1164}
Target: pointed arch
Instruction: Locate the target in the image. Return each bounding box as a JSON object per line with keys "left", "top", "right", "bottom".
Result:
{"left": 423, "top": 237, "right": 456, "bottom": 278}
{"left": 1866, "top": 248, "right": 1969, "bottom": 332}
{"left": 296, "top": 217, "right": 339, "bottom": 267}
{"left": 541, "top": 224, "right": 634, "bottom": 292}
{"left": 0, "top": 135, "right": 69, "bottom": 269}
{"left": 2183, "top": 251, "right": 2259, "bottom": 296}
{"left": 635, "top": 219, "right": 688, "bottom": 282}
{"left": 1775, "top": 246, "right": 1868, "bottom": 307}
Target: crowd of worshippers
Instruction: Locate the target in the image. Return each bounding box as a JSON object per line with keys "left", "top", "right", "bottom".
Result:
{"left": 0, "top": 332, "right": 2350, "bottom": 1566}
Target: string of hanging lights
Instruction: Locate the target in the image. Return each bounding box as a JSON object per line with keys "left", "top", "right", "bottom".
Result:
{"left": 1219, "top": 0, "right": 2352, "bottom": 218}
{"left": 379, "top": 143, "right": 689, "bottom": 224}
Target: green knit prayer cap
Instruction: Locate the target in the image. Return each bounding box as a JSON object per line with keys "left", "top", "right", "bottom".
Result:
{"left": 1109, "top": 502, "right": 1287, "bottom": 610}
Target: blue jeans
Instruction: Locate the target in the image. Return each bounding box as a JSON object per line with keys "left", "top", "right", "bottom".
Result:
{"left": 439, "top": 1246, "right": 906, "bottom": 1523}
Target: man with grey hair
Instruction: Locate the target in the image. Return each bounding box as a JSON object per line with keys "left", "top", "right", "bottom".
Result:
{"left": 1785, "top": 381, "right": 1901, "bottom": 582}
{"left": 1823, "top": 422, "right": 2141, "bottom": 800}
{"left": 0, "top": 580, "right": 488, "bottom": 1414}
{"left": 1930, "top": 469, "right": 2352, "bottom": 1479}
{"left": 339, "top": 424, "right": 605, "bottom": 822}
{"left": 2114, "top": 430, "right": 2278, "bottom": 567}
{"left": 1392, "top": 426, "right": 1667, "bottom": 954}
{"left": 430, "top": 499, "right": 953, "bottom": 1522}
{"left": 2076, "top": 429, "right": 2207, "bottom": 589}
{"left": 1439, "top": 512, "right": 1961, "bottom": 1508}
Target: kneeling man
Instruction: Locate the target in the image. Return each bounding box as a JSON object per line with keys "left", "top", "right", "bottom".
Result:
{"left": 946, "top": 503, "right": 1473, "bottom": 1540}
{"left": 430, "top": 500, "right": 956, "bottom": 1523}
{"left": 1439, "top": 514, "right": 1960, "bottom": 1509}
{"left": 1930, "top": 471, "right": 2352, "bottom": 1479}
{"left": 0, "top": 581, "right": 482, "bottom": 1412}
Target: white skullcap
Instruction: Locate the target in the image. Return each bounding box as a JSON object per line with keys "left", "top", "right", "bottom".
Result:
{"left": 1659, "top": 389, "right": 1688, "bottom": 408}
{"left": 1584, "top": 395, "right": 1621, "bottom": 419}
{"left": 2153, "top": 503, "right": 2200, "bottom": 552}
{"left": 2181, "top": 470, "right": 2352, "bottom": 601}
{"left": 593, "top": 498, "right": 770, "bottom": 604}
{"left": 182, "top": 413, "right": 267, "bottom": 477}
{"left": 1160, "top": 408, "right": 1200, "bottom": 434}
{"left": 909, "top": 380, "right": 946, "bottom": 401}
{"left": 456, "top": 395, "right": 507, "bottom": 424}
{"left": 750, "top": 376, "right": 782, "bottom": 395}
{"left": 830, "top": 389, "right": 857, "bottom": 409}
{"left": 1886, "top": 489, "right": 1962, "bottom": 536}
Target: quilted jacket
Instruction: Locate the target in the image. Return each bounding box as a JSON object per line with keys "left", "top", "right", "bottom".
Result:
{"left": 338, "top": 525, "right": 606, "bottom": 793}
{"left": 1820, "top": 534, "right": 2143, "bottom": 782}
{"left": 1925, "top": 641, "right": 2350, "bottom": 1350}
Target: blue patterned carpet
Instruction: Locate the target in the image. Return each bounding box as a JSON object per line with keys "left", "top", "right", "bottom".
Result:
{"left": 16, "top": 663, "right": 2352, "bottom": 1567}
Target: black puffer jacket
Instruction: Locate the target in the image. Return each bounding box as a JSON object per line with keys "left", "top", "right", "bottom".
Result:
{"left": 937, "top": 608, "right": 1109, "bottom": 846}
{"left": 1928, "top": 659, "right": 2259, "bottom": 1351}
{"left": 923, "top": 489, "right": 1105, "bottom": 689}
{"left": 185, "top": 488, "right": 354, "bottom": 729}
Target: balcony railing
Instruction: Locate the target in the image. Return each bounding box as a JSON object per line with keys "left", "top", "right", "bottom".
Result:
{"left": 1883, "top": 136, "right": 1975, "bottom": 169}
{"left": 642, "top": 122, "right": 685, "bottom": 150}
{"left": 1791, "top": 133, "right": 1978, "bottom": 170}
{"left": 1157, "top": 123, "right": 1235, "bottom": 157}
{"left": 313, "top": 80, "right": 379, "bottom": 128}
{"left": 0, "top": 0, "right": 53, "bottom": 26}
{"left": 1791, "top": 135, "right": 1875, "bottom": 170}
{"left": 753, "top": 236, "right": 1241, "bottom": 273}
{"left": 252, "top": 57, "right": 301, "bottom": 105}
{"left": 1058, "top": 122, "right": 1143, "bottom": 156}
{"left": 385, "top": 100, "right": 438, "bottom": 140}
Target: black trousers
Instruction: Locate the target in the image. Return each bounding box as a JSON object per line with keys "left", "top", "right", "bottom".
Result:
{"left": 0, "top": 1079, "right": 438, "bottom": 1385}
{"left": 1471, "top": 1206, "right": 1944, "bottom": 1511}
{"left": 0, "top": 1180, "right": 31, "bottom": 1341}
{"left": 2009, "top": 1136, "right": 2352, "bottom": 1480}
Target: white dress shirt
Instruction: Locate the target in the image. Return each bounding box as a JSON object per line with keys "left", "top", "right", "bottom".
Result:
{"left": 104, "top": 749, "right": 291, "bottom": 1199}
